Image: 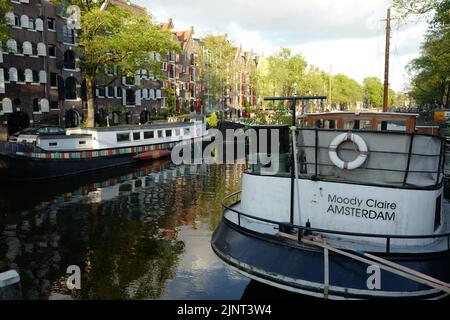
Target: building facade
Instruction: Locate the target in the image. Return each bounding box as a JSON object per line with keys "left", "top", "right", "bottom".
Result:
{"left": 0, "top": 0, "right": 83, "bottom": 139}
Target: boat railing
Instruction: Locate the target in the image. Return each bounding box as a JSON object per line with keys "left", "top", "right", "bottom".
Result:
{"left": 246, "top": 128, "right": 446, "bottom": 189}
{"left": 221, "top": 191, "right": 450, "bottom": 254}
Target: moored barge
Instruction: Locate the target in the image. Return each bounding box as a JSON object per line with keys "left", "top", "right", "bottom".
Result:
{"left": 212, "top": 108, "right": 450, "bottom": 300}
{"left": 0, "top": 116, "right": 205, "bottom": 180}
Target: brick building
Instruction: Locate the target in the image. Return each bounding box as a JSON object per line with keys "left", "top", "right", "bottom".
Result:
{"left": 0, "top": 0, "right": 83, "bottom": 139}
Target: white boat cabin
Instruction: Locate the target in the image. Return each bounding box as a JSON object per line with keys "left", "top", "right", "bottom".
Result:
{"left": 35, "top": 117, "right": 205, "bottom": 152}
{"left": 229, "top": 112, "right": 448, "bottom": 252}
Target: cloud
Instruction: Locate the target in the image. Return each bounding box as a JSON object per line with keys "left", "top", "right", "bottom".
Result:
{"left": 133, "top": 0, "right": 428, "bottom": 91}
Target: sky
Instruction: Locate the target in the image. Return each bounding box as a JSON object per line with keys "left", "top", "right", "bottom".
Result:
{"left": 134, "top": 0, "right": 429, "bottom": 92}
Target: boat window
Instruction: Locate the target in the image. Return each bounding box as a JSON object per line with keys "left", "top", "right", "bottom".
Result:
{"left": 344, "top": 120, "right": 372, "bottom": 130}
{"left": 166, "top": 130, "right": 172, "bottom": 137}
{"left": 49, "top": 142, "right": 58, "bottom": 147}
{"left": 117, "top": 133, "right": 130, "bottom": 142}
{"left": 144, "top": 131, "right": 154, "bottom": 139}
{"left": 175, "top": 129, "right": 180, "bottom": 136}
{"left": 133, "top": 132, "right": 141, "bottom": 140}
{"left": 323, "top": 120, "right": 336, "bottom": 129}
{"left": 157, "top": 130, "right": 163, "bottom": 138}
{"left": 378, "top": 120, "right": 407, "bottom": 132}
{"left": 79, "top": 141, "right": 86, "bottom": 145}
{"left": 184, "top": 128, "right": 190, "bottom": 135}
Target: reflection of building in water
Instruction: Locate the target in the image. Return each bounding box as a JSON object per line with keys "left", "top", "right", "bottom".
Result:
{"left": 0, "top": 163, "right": 244, "bottom": 299}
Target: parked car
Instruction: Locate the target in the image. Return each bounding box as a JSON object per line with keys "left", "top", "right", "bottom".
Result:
{"left": 9, "top": 126, "right": 66, "bottom": 143}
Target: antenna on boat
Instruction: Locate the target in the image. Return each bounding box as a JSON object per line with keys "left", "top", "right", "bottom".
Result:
{"left": 383, "top": 7, "right": 392, "bottom": 113}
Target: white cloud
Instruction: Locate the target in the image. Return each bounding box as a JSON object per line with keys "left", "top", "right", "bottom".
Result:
{"left": 134, "top": 0, "right": 429, "bottom": 91}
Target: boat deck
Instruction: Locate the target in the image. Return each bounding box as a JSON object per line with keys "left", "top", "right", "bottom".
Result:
{"left": 224, "top": 201, "right": 450, "bottom": 254}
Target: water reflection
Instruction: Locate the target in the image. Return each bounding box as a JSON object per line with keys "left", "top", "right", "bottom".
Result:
{"left": 0, "top": 161, "right": 248, "bottom": 300}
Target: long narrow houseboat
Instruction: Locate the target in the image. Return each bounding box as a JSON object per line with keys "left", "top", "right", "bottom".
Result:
{"left": 212, "top": 111, "right": 450, "bottom": 299}
{"left": 0, "top": 116, "right": 205, "bottom": 180}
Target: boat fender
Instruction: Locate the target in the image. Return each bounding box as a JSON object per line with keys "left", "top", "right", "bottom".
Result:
{"left": 328, "top": 132, "right": 369, "bottom": 171}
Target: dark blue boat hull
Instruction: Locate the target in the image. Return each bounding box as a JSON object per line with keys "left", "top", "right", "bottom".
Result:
{"left": 0, "top": 153, "right": 138, "bottom": 181}
{"left": 212, "top": 219, "right": 450, "bottom": 299}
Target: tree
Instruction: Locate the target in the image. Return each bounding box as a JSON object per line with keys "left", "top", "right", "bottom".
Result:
{"left": 54, "top": 1, "right": 178, "bottom": 127}
{"left": 363, "top": 77, "right": 384, "bottom": 108}
{"left": 332, "top": 74, "right": 363, "bottom": 110}
{"left": 403, "top": 0, "right": 450, "bottom": 108}
{"left": 198, "top": 34, "right": 238, "bottom": 111}
{"left": 0, "top": 0, "right": 11, "bottom": 48}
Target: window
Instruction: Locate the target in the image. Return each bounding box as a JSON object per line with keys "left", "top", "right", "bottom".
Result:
{"left": 378, "top": 120, "right": 407, "bottom": 132}
{"left": 33, "top": 98, "right": 40, "bottom": 112}
{"left": 14, "top": 15, "right": 20, "bottom": 27}
{"left": 117, "top": 87, "right": 123, "bottom": 98}
{"left": 65, "top": 77, "right": 77, "bottom": 100}
{"left": 184, "top": 128, "right": 190, "bottom": 135}
{"left": 144, "top": 131, "right": 154, "bottom": 139}
{"left": 50, "top": 73, "right": 58, "bottom": 87}
{"left": 28, "top": 18, "right": 34, "bottom": 30}
{"left": 50, "top": 101, "right": 59, "bottom": 109}
{"left": 63, "top": 25, "right": 75, "bottom": 44}
{"left": 17, "top": 69, "right": 25, "bottom": 82}
{"left": 344, "top": 120, "right": 372, "bottom": 130}
{"left": 133, "top": 132, "right": 141, "bottom": 140}
{"left": 165, "top": 130, "right": 172, "bottom": 137}
{"left": 32, "top": 70, "right": 39, "bottom": 83}
{"left": 48, "top": 45, "right": 56, "bottom": 57}
{"left": 49, "top": 142, "right": 58, "bottom": 147}
{"left": 117, "top": 133, "right": 130, "bottom": 142}
{"left": 98, "top": 87, "right": 105, "bottom": 97}
{"left": 47, "top": 17, "right": 55, "bottom": 31}
{"left": 63, "top": 50, "right": 76, "bottom": 69}
{"left": 79, "top": 141, "right": 86, "bottom": 145}
{"left": 175, "top": 129, "right": 180, "bottom": 136}
{"left": 157, "top": 130, "right": 163, "bottom": 138}
{"left": 126, "top": 89, "right": 135, "bottom": 105}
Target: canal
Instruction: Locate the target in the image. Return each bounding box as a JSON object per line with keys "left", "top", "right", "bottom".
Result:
{"left": 0, "top": 161, "right": 303, "bottom": 300}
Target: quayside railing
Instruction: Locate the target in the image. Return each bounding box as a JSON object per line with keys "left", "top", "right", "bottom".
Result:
{"left": 221, "top": 191, "right": 450, "bottom": 254}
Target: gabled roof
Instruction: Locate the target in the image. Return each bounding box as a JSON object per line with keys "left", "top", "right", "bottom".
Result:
{"left": 110, "top": 0, "right": 147, "bottom": 16}
{"left": 159, "top": 18, "right": 174, "bottom": 30}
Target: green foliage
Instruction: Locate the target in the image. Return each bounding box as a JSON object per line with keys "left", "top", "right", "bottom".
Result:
{"left": 198, "top": 34, "right": 238, "bottom": 110}
{"left": 52, "top": 1, "right": 178, "bottom": 127}
{"left": 363, "top": 77, "right": 384, "bottom": 108}
{"left": 333, "top": 74, "right": 363, "bottom": 109}
{"left": 257, "top": 48, "right": 308, "bottom": 98}
{"left": 206, "top": 112, "right": 219, "bottom": 129}
{"left": 403, "top": 0, "right": 450, "bottom": 108}
{"left": 0, "top": 0, "right": 11, "bottom": 49}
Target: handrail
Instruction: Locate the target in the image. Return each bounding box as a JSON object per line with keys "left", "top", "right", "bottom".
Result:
{"left": 222, "top": 191, "right": 450, "bottom": 253}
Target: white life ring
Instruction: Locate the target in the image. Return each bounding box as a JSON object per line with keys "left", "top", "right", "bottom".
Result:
{"left": 328, "top": 132, "right": 369, "bottom": 171}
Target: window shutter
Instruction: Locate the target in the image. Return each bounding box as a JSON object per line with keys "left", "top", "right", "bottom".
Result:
{"left": 81, "top": 80, "right": 87, "bottom": 101}
{"left": 1, "top": 98, "right": 12, "bottom": 113}
{"left": 57, "top": 75, "right": 65, "bottom": 100}
{"left": 39, "top": 71, "right": 47, "bottom": 84}
{"left": 40, "top": 99, "right": 49, "bottom": 113}
{"left": 20, "top": 15, "right": 29, "bottom": 29}
{"left": 55, "top": 48, "right": 64, "bottom": 69}
{"left": 9, "top": 68, "right": 18, "bottom": 82}
{"left": 37, "top": 43, "right": 46, "bottom": 56}
{"left": 122, "top": 88, "right": 126, "bottom": 106}
{"left": 135, "top": 90, "right": 142, "bottom": 106}
{"left": 22, "top": 42, "right": 32, "bottom": 55}
{"left": 5, "top": 12, "right": 14, "bottom": 25}
{"left": 56, "top": 21, "right": 64, "bottom": 43}
{"left": 25, "top": 69, "right": 33, "bottom": 82}
{"left": 35, "top": 18, "right": 44, "bottom": 31}
{"left": 0, "top": 69, "right": 5, "bottom": 94}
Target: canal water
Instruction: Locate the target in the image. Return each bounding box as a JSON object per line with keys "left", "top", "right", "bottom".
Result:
{"left": 0, "top": 161, "right": 302, "bottom": 300}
